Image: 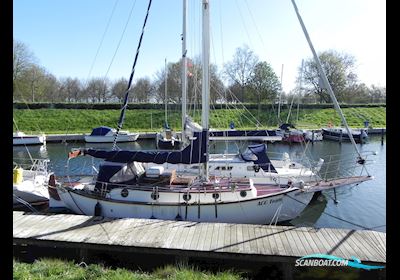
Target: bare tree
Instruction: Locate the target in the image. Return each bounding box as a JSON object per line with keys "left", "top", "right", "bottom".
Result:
{"left": 132, "top": 77, "right": 153, "bottom": 103}
{"left": 13, "top": 39, "right": 39, "bottom": 100}
{"left": 84, "top": 78, "right": 110, "bottom": 102}
{"left": 59, "top": 77, "right": 82, "bottom": 102}
{"left": 302, "top": 50, "right": 358, "bottom": 103}
{"left": 223, "top": 45, "right": 259, "bottom": 102}
{"left": 111, "top": 78, "right": 129, "bottom": 103}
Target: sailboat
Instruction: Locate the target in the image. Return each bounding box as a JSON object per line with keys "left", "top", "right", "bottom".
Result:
{"left": 57, "top": 0, "right": 373, "bottom": 224}
{"left": 156, "top": 59, "right": 182, "bottom": 150}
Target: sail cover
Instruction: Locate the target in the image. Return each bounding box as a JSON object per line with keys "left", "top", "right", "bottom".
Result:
{"left": 240, "top": 144, "right": 277, "bottom": 173}
{"left": 82, "top": 130, "right": 208, "bottom": 164}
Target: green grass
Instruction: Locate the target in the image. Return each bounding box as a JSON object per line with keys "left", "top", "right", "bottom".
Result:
{"left": 13, "top": 107, "right": 386, "bottom": 134}
{"left": 13, "top": 258, "right": 244, "bottom": 280}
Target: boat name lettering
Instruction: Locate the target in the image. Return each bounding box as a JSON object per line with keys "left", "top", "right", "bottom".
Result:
{"left": 258, "top": 198, "right": 282, "bottom": 206}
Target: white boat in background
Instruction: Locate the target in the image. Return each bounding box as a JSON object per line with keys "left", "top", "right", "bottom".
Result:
{"left": 303, "top": 130, "right": 323, "bottom": 142}
{"left": 13, "top": 131, "right": 46, "bottom": 146}
{"left": 13, "top": 159, "right": 52, "bottom": 206}
{"left": 84, "top": 126, "right": 139, "bottom": 143}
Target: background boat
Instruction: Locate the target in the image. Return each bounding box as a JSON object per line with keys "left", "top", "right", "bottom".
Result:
{"left": 84, "top": 126, "right": 139, "bottom": 143}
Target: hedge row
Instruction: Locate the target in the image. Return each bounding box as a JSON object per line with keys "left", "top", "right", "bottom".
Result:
{"left": 13, "top": 102, "right": 386, "bottom": 110}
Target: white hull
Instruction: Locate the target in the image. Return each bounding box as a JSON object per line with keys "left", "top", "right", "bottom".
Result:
{"left": 13, "top": 135, "right": 46, "bottom": 145}
{"left": 13, "top": 174, "right": 49, "bottom": 205}
{"left": 58, "top": 187, "right": 314, "bottom": 224}
{"left": 303, "top": 131, "right": 323, "bottom": 141}
{"left": 84, "top": 133, "right": 139, "bottom": 143}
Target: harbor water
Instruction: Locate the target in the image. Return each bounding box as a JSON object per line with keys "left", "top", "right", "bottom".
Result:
{"left": 13, "top": 135, "right": 386, "bottom": 232}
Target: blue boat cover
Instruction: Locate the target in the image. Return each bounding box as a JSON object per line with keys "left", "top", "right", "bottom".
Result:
{"left": 90, "top": 126, "right": 113, "bottom": 136}
{"left": 210, "top": 129, "right": 277, "bottom": 137}
{"left": 240, "top": 144, "right": 277, "bottom": 173}
{"left": 83, "top": 130, "right": 208, "bottom": 164}
{"left": 279, "top": 123, "right": 296, "bottom": 130}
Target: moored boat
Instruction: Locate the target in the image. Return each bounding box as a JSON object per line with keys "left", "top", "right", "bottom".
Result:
{"left": 84, "top": 126, "right": 139, "bottom": 143}
{"left": 13, "top": 131, "right": 46, "bottom": 146}
{"left": 321, "top": 127, "right": 368, "bottom": 143}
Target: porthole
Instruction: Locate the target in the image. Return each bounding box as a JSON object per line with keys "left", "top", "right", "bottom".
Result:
{"left": 212, "top": 193, "right": 219, "bottom": 200}
{"left": 183, "top": 194, "right": 191, "bottom": 201}
{"left": 121, "top": 188, "right": 129, "bottom": 198}
{"left": 240, "top": 190, "right": 247, "bottom": 197}
{"left": 151, "top": 192, "right": 159, "bottom": 200}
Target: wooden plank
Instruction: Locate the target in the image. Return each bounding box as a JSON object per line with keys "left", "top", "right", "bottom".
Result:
{"left": 14, "top": 214, "right": 67, "bottom": 238}
{"left": 189, "top": 222, "right": 205, "bottom": 251}
{"left": 152, "top": 220, "right": 178, "bottom": 247}
{"left": 314, "top": 229, "right": 336, "bottom": 254}
{"left": 182, "top": 222, "right": 198, "bottom": 250}
{"left": 283, "top": 227, "right": 303, "bottom": 257}
{"left": 215, "top": 221, "right": 225, "bottom": 252}
{"left": 254, "top": 226, "right": 266, "bottom": 255}
{"left": 235, "top": 223, "right": 244, "bottom": 253}
{"left": 229, "top": 224, "right": 240, "bottom": 253}
{"left": 327, "top": 228, "right": 357, "bottom": 259}
{"left": 293, "top": 227, "right": 320, "bottom": 255}
{"left": 338, "top": 230, "right": 369, "bottom": 260}
{"left": 162, "top": 220, "right": 182, "bottom": 249}
{"left": 307, "top": 228, "right": 332, "bottom": 255}
{"left": 247, "top": 224, "right": 259, "bottom": 254}
{"left": 241, "top": 222, "right": 252, "bottom": 254}
{"left": 262, "top": 225, "right": 278, "bottom": 255}
{"left": 198, "top": 222, "right": 212, "bottom": 251}
{"left": 208, "top": 223, "right": 220, "bottom": 251}
{"left": 169, "top": 221, "right": 191, "bottom": 250}
{"left": 317, "top": 228, "right": 346, "bottom": 257}
{"left": 349, "top": 230, "right": 384, "bottom": 261}
{"left": 142, "top": 220, "right": 175, "bottom": 248}
{"left": 360, "top": 231, "right": 386, "bottom": 261}
{"left": 278, "top": 227, "right": 295, "bottom": 257}
{"left": 270, "top": 226, "right": 290, "bottom": 256}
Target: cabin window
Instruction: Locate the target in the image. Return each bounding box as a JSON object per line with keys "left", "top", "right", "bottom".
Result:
{"left": 215, "top": 166, "right": 233, "bottom": 171}
{"left": 121, "top": 188, "right": 129, "bottom": 197}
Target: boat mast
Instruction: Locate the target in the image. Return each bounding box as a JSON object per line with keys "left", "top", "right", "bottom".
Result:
{"left": 164, "top": 58, "right": 168, "bottom": 128}
{"left": 277, "top": 64, "right": 284, "bottom": 122}
{"left": 290, "top": 0, "right": 364, "bottom": 160}
{"left": 201, "top": 0, "right": 210, "bottom": 180}
{"left": 181, "top": 0, "right": 188, "bottom": 139}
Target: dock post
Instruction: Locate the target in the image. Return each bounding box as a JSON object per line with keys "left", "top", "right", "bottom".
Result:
{"left": 381, "top": 128, "right": 384, "bottom": 145}
{"left": 339, "top": 130, "right": 342, "bottom": 144}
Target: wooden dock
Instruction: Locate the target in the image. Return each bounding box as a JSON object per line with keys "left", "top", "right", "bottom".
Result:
{"left": 13, "top": 211, "right": 385, "bottom": 271}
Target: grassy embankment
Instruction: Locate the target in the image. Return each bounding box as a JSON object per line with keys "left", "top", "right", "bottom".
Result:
{"left": 13, "top": 258, "right": 243, "bottom": 280}
{"left": 13, "top": 107, "right": 386, "bottom": 134}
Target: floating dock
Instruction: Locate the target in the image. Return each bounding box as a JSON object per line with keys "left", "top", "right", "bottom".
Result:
{"left": 13, "top": 211, "right": 385, "bottom": 273}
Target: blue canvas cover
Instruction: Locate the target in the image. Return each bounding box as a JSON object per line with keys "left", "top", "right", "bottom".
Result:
{"left": 210, "top": 129, "right": 277, "bottom": 137}
{"left": 83, "top": 130, "right": 208, "bottom": 165}
{"left": 90, "top": 126, "right": 113, "bottom": 136}
{"left": 240, "top": 144, "right": 277, "bottom": 173}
